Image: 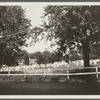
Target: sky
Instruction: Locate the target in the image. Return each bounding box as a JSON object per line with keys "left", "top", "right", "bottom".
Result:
{"left": 21, "top": 4, "right": 58, "bottom": 53}
{"left": 22, "top": 4, "right": 45, "bottom": 27}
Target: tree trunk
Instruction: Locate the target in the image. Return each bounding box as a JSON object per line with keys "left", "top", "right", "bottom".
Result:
{"left": 82, "top": 41, "right": 90, "bottom": 67}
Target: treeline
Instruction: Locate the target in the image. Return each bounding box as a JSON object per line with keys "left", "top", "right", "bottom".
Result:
{"left": 28, "top": 47, "right": 100, "bottom": 65}
{"left": 29, "top": 51, "right": 81, "bottom": 65}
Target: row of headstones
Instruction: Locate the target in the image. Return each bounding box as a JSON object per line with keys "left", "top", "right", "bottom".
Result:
{"left": 0, "top": 60, "right": 83, "bottom": 71}
{"left": 72, "top": 60, "right": 84, "bottom": 66}
{"left": 90, "top": 59, "right": 100, "bottom": 65}
{"left": 0, "top": 59, "right": 99, "bottom": 71}
{"left": 72, "top": 59, "right": 100, "bottom": 66}
{"left": 0, "top": 64, "right": 41, "bottom": 71}
{"left": 0, "top": 65, "right": 23, "bottom": 71}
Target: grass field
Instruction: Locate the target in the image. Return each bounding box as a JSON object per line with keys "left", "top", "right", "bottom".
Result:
{"left": 0, "top": 82, "right": 100, "bottom": 95}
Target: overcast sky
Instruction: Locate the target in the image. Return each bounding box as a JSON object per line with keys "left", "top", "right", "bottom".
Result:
{"left": 22, "top": 4, "right": 44, "bottom": 27}
{"left": 21, "top": 4, "right": 58, "bottom": 53}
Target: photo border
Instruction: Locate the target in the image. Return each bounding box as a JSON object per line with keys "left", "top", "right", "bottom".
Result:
{"left": 0, "top": 0, "right": 100, "bottom": 2}
{"left": 0, "top": 0, "right": 100, "bottom": 100}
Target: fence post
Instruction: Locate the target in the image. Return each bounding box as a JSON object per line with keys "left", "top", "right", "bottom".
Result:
{"left": 24, "top": 70, "right": 26, "bottom": 79}
{"left": 67, "top": 69, "right": 69, "bottom": 79}
{"left": 44, "top": 70, "right": 45, "bottom": 78}
{"left": 8, "top": 69, "right": 10, "bottom": 75}
{"left": 96, "top": 67, "right": 99, "bottom": 79}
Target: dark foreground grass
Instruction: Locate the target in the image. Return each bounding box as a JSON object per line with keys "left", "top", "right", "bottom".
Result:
{"left": 0, "top": 82, "right": 100, "bottom": 95}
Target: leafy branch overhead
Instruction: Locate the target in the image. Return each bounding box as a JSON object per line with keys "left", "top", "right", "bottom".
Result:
{"left": 43, "top": 6, "right": 100, "bottom": 46}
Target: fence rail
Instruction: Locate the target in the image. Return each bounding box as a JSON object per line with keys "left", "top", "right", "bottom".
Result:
{"left": 0, "top": 66, "right": 100, "bottom": 79}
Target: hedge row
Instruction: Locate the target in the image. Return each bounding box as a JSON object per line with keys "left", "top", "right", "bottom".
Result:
{"left": 0, "top": 75, "right": 99, "bottom": 82}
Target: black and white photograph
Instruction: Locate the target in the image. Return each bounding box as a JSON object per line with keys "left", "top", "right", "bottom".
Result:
{"left": 0, "top": 2, "right": 100, "bottom": 98}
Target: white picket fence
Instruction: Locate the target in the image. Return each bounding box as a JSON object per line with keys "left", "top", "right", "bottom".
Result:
{"left": 0, "top": 66, "right": 100, "bottom": 79}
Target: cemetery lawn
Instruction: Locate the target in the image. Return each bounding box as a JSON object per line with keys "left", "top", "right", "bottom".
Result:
{"left": 0, "top": 82, "right": 100, "bottom": 95}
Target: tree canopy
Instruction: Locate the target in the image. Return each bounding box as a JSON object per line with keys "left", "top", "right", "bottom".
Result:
{"left": 41, "top": 6, "right": 100, "bottom": 67}
{"left": 29, "top": 51, "right": 55, "bottom": 64}
{"left": 0, "top": 6, "right": 31, "bottom": 66}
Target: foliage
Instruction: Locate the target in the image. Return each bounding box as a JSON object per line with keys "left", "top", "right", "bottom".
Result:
{"left": 20, "top": 50, "right": 29, "bottom": 65}
{"left": 69, "top": 53, "right": 81, "bottom": 61}
{"left": 0, "top": 6, "right": 31, "bottom": 66}
{"left": 41, "top": 6, "right": 100, "bottom": 67}
{"left": 29, "top": 51, "right": 60, "bottom": 64}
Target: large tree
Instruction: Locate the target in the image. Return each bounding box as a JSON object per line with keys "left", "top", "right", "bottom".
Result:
{"left": 0, "top": 6, "right": 31, "bottom": 66}
{"left": 41, "top": 6, "right": 100, "bottom": 67}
